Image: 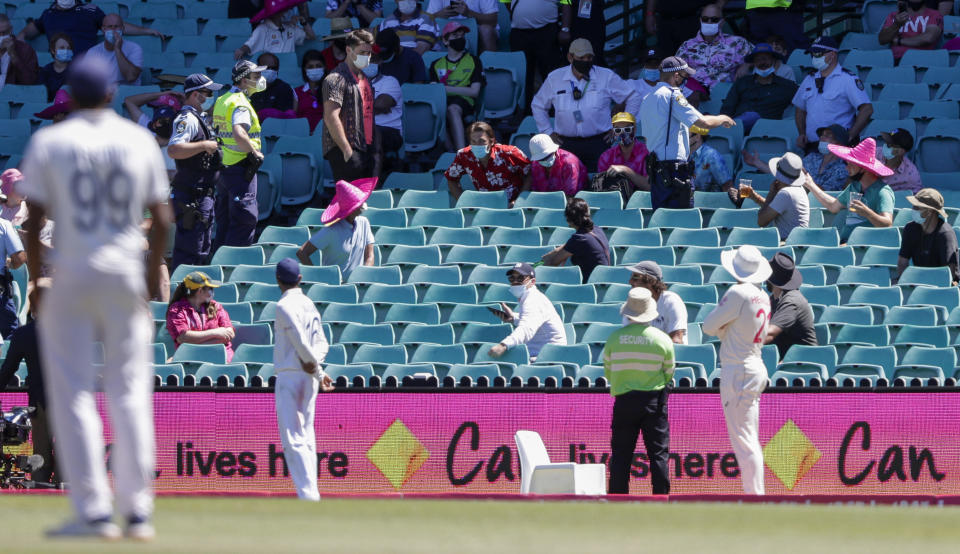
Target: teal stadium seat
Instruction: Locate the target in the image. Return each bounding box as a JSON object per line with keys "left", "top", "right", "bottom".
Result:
{"left": 402, "top": 83, "right": 446, "bottom": 153}
{"left": 195, "top": 363, "right": 248, "bottom": 387}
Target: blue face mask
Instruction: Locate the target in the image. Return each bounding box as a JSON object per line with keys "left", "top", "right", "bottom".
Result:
{"left": 882, "top": 144, "right": 897, "bottom": 160}
{"left": 104, "top": 29, "right": 121, "bottom": 44}
{"left": 642, "top": 69, "right": 659, "bottom": 82}
{"left": 306, "top": 67, "right": 324, "bottom": 82}
{"left": 470, "top": 144, "right": 489, "bottom": 159}
{"left": 538, "top": 154, "right": 556, "bottom": 168}
{"left": 55, "top": 48, "right": 73, "bottom": 62}
{"left": 754, "top": 66, "right": 775, "bottom": 77}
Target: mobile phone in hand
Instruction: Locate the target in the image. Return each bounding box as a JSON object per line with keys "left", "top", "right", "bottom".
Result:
{"left": 488, "top": 306, "right": 508, "bottom": 319}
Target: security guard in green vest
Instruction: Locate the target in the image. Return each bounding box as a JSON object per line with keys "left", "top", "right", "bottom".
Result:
{"left": 212, "top": 60, "right": 265, "bottom": 248}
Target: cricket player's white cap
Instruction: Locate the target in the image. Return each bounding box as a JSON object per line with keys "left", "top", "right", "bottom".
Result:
{"left": 721, "top": 245, "right": 772, "bottom": 284}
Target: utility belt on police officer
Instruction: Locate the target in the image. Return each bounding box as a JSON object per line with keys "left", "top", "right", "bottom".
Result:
{"left": 0, "top": 268, "right": 15, "bottom": 300}
{"left": 172, "top": 183, "right": 215, "bottom": 231}
{"left": 646, "top": 152, "right": 694, "bottom": 190}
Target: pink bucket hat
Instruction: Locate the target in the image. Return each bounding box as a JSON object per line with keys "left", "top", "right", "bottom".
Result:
{"left": 0, "top": 168, "right": 22, "bottom": 196}
{"left": 827, "top": 137, "right": 894, "bottom": 178}
{"left": 34, "top": 89, "right": 72, "bottom": 119}
{"left": 148, "top": 93, "right": 182, "bottom": 111}
{"left": 321, "top": 177, "right": 378, "bottom": 224}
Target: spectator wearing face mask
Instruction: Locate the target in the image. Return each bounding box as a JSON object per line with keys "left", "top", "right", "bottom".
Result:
{"left": 527, "top": 133, "right": 588, "bottom": 197}
{"left": 83, "top": 13, "right": 143, "bottom": 85}
{"left": 38, "top": 33, "right": 73, "bottom": 101}
{"left": 878, "top": 128, "right": 922, "bottom": 194}
{"left": 123, "top": 91, "right": 181, "bottom": 174}
{"left": 250, "top": 52, "right": 296, "bottom": 119}
{"left": 375, "top": 27, "right": 427, "bottom": 85}
{"left": 0, "top": 14, "right": 39, "bottom": 88}
{"left": 720, "top": 43, "right": 797, "bottom": 133}
{"left": 379, "top": 0, "right": 439, "bottom": 56}
{"left": 16, "top": 0, "right": 161, "bottom": 55}
{"left": 318, "top": 18, "right": 352, "bottom": 71}
{"left": 234, "top": 0, "right": 316, "bottom": 60}
{"left": 743, "top": 124, "right": 850, "bottom": 192}
{"left": 739, "top": 152, "right": 810, "bottom": 240}
{"left": 326, "top": 0, "right": 383, "bottom": 29}
{"left": 361, "top": 56, "right": 404, "bottom": 178}
{"left": 294, "top": 49, "right": 326, "bottom": 133}
{"left": 792, "top": 36, "right": 872, "bottom": 153}
{"left": 430, "top": 22, "right": 484, "bottom": 152}
{"left": 322, "top": 30, "right": 378, "bottom": 181}
{"left": 644, "top": 0, "right": 724, "bottom": 56}
{"left": 531, "top": 39, "right": 641, "bottom": 172}
{"left": 895, "top": 188, "right": 960, "bottom": 286}
{"left": 675, "top": 3, "right": 753, "bottom": 90}
{"left": 445, "top": 121, "right": 530, "bottom": 203}
{"left": 426, "top": 0, "right": 499, "bottom": 53}
{"left": 879, "top": 0, "right": 943, "bottom": 62}
{"left": 596, "top": 112, "right": 649, "bottom": 195}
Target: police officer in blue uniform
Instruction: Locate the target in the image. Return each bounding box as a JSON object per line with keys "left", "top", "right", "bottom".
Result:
{"left": 638, "top": 56, "right": 737, "bottom": 211}
{"left": 166, "top": 73, "right": 224, "bottom": 271}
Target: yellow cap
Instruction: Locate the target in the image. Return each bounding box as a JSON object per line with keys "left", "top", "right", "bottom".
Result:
{"left": 611, "top": 112, "right": 635, "bottom": 125}
{"left": 690, "top": 125, "right": 710, "bottom": 136}
{"left": 183, "top": 271, "right": 222, "bottom": 290}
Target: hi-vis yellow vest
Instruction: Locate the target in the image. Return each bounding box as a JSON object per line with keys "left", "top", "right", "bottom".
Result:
{"left": 746, "top": 0, "right": 792, "bottom": 7}
{"left": 212, "top": 90, "right": 261, "bottom": 166}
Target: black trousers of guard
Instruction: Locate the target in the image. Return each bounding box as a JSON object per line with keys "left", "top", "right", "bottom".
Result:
{"left": 608, "top": 388, "right": 670, "bottom": 495}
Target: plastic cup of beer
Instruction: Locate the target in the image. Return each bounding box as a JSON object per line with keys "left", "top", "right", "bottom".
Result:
{"left": 738, "top": 179, "right": 753, "bottom": 198}
{"left": 849, "top": 192, "right": 863, "bottom": 210}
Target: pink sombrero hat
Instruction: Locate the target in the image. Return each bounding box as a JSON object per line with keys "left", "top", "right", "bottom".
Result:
{"left": 321, "top": 177, "right": 378, "bottom": 224}
{"left": 827, "top": 137, "right": 894, "bottom": 178}
{"left": 251, "top": 0, "right": 308, "bottom": 23}
{"left": 34, "top": 89, "right": 72, "bottom": 119}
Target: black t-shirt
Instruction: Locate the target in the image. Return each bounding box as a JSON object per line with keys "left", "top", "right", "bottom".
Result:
{"left": 38, "top": 62, "right": 68, "bottom": 102}
{"left": 381, "top": 47, "right": 427, "bottom": 85}
{"left": 250, "top": 78, "right": 295, "bottom": 114}
{"left": 900, "top": 219, "right": 960, "bottom": 283}
{"left": 563, "top": 227, "right": 610, "bottom": 283}
{"left": 770, "top": 289, "right": 818, "bottom": 358}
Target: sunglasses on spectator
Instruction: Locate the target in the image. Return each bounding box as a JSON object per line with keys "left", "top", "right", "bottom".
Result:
{"left": 700, "top": 16, "right": 722, "bottom": 23}
{"left": 612, "top": 126, "right": 635, "bottom": 135}
{"left": 811, "top": 51, "right": 827, "bottom": 58}
{"left": 507, "top": 274, "right": 527, "bottom": 283}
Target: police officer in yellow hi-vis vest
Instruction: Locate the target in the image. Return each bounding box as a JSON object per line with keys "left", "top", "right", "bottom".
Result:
{"left": 212, "top": 60, "right": 265, "bottom": 248}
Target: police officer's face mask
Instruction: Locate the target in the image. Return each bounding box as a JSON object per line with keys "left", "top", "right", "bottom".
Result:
{"left": 200, "top": 92, "right": 216, "bottom": 111}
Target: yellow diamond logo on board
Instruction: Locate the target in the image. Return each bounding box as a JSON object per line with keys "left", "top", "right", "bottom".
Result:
{"left": 366, "top": 419, "right": 429, "bottom": 490}
{"left": 763, "top": 419, "right": 821, "bottom": 490}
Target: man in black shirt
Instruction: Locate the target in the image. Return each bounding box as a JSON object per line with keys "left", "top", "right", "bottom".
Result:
{"left": 720, "top": 43, "right": 798, "bottom": 133}
{"left": 0, "top": 279, "right": 56, "bottom": 484}
{"left": 250, "top": 52, "right": 295, "bottom": 116}
{"left": 763, "top": 252, "right": 817, "bottom": 358}
{"left": 896, "top": 188, "right": 960, "bottom": 285}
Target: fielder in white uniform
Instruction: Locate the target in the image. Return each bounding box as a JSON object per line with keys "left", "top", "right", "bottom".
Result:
{"left": 273, "top": 258, "right": 332, "bottom": 501}
{"left": 701, "top": 245, "right": 772, "bottom": 495}
{"left": 19, "top": 56, "right": 171, "bottom": 540}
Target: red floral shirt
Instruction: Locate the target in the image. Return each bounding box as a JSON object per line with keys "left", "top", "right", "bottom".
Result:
{"left": 445, "top": 143, "right": 531, "bottom": 200}
{"left": 597, "top": 143, "right": 649, "bottom": 176}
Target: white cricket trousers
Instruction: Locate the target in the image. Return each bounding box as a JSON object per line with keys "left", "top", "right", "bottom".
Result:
{"left": 40, "top": 271, "right": 155, "bottom": 521}
{"left": 275, "top": 371, "right": 320, "bottom": 501}
{"left": 720, "top": 362, "right": 767, "bottom": 495}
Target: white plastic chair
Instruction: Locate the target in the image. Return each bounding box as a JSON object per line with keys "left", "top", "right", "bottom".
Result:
{"left": 514, "top": 430, "right": 606, "bottom": 495}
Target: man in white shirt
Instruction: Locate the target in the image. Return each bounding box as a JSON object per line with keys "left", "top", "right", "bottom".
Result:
{"left": 363, "top": 60, "right": 403, "bottom": 178}
{"left": 297, "top": 177, "right": 376, "bottom": 280}
{"left": 740, "top": 151, "right": 810, "bottom": 241}
{"left": 19, "top": 55, "right": 171, "bottom": 539}
{"left": 234, "top": 4, "right": 316, "bottom": 59}
{"left": 532, "top": 38, "right": 641, "bottom": 172}
{"left": 628, "top": 261, "right": 687, "bottom": 344}
{"left": 488, "top": 262, "right": 567, "bottom": 360}
{"left": 273, "top": 258, "right": 332, "bottom": 502}
{"left": 83, "top": 13, "right": 142, "bottom": 85}
{"left": 701, "top": 245, "right": 772, "bottom": 495}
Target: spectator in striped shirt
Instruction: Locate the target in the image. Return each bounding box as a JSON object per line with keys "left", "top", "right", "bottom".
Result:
{"left": 378, "top": 0, "right": 438, "bottom": 55}
{"left": 604, "top": 287, "right": 675, "bottom": 495}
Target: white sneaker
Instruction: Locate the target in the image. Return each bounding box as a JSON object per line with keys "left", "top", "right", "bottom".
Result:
{"left": 125, "top": 520, "right": 155, "bottom": 541}
{"left": 46, "top": 518, "right": 122, "bottom": 540}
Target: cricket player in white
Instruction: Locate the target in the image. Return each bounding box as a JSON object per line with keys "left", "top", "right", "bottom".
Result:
{"left": 273, "top": 258, "right": 332, "bottom": 501}
{"left": 19, "top": 56, "right": 171, "bottom": 540}
{"left": 701, "top": 245, "right": 772, "bottom": 495}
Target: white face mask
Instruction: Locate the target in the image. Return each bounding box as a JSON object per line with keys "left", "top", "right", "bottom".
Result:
{"left": 104, "top": 29, "right": 122, "bottom": 44}
{"left": 701, "top": 22, "right": 720, "bottom": 36}
{"left": 911, "top": 209, "right": 927, "bottom": 225}
{"left": 509, "top": 284, "right": 526, "bottom": 298}
{"left": 538, "top": 154, "right": 556, "bottom": 168}
{"left": 306, "top": 67, "right": 325, "bottom": 82}
{"left": 811, "top": 54, "right": 829, "bottom": 70}
{"left": 398, "top": 0, "right": 417, "bottom": 14}
{"left": 354, "top": 53, "right": 371, "bottom": 69}
{"left": 754, "top": 66, "right": 775, "bottom": 77}
{"left": 261, "top": 69, "right": 278, "bottom": 84}
{"left": 818, "top": 141, "right": 831, "bottom": 155}
{"left": 251, "top": 76, "right": 267, "bottom": 92}
{"left": 57, "top": 0, "right": 76, "bottom": 9}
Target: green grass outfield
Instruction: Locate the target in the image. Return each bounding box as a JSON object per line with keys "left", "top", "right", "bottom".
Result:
{"left": 4, "top": 495, "right": 960, "bottom": 553}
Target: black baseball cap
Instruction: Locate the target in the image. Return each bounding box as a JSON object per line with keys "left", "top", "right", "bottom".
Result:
{"left": 807, "top": 36, "right": 839, "bottom": 54}
{"left": 506, "top": 262, "right": 535, "bottom": 278}
{"left": 880, "top": 128, "right": 915, "bottom": 152}
{"left": 184, "top": 73, "right": 223, "bottom": 93}
{"left": 276, "top": 258, "right": 301, "bottom": 284}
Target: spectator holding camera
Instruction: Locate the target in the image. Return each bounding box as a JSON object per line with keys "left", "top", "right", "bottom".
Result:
{"left": 895, "top": 188, "right": 960, "bottom": 286}
{"left": 879, "top": 0, "right": 943, "bottom": 62}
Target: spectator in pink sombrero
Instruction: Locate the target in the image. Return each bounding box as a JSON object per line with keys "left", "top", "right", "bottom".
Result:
{"left": 803, "top": 137, "right": 895, "bottom": 243}
{"left": 34, "top": 88, "right": 73, "bottom": 124}
{"left": 0, "top": 169, "right": 28, "bottom": 227}
{"left": 297, "top": 177, "right": 377, "bottom": 280}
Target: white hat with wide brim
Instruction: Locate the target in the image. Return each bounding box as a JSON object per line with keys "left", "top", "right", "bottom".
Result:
{"left": 721, "top": 245, "right": 773, "bottom": 284}
{"left": 620, "top": 287, "right": 659, "bottom": 324}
